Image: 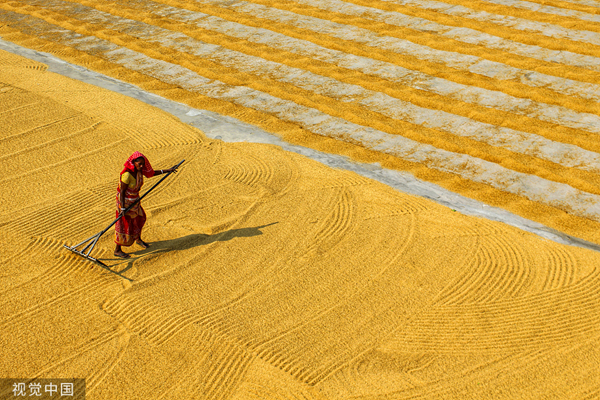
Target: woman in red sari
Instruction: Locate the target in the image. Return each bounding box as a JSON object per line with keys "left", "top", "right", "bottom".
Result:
{"left": 114, "top": 151, "right": 177, "bottom": 258}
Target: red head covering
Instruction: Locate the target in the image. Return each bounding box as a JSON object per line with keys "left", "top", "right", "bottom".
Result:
{"left": 121, "top": 151, "right": 155, "bottom": 178}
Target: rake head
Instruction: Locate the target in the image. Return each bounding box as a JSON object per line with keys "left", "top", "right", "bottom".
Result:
{"left": 63, "top": 232, "right": 133, "bottom": 281}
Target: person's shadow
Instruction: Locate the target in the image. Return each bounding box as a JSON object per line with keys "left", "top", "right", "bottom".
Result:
{"left": 111, "top": 222, "right": 278, "bottom": 272}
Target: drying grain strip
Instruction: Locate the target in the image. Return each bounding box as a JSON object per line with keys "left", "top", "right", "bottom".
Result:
{"left": 250, "top": 0, "right": 600, "bottom": 70}
{"left": 377, "top": 0, "right": 600, "bottom": 46}
{"left": 476, "top": 0, "right": 600, "bottom": 23}
{"left": 26, "top": 0, "right": 600, "bottom": 140}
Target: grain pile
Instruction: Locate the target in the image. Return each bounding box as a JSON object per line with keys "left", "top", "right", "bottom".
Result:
{"left": 1, "top": 0, "right": 600, "bottom": 397}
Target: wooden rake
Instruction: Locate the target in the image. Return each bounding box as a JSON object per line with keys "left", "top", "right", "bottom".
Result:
{"left": 63, "top": 160, "right": 185, "bottom": 281}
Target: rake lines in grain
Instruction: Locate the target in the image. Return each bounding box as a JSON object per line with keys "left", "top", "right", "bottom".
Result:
{"left": 0, "top": 119, "right": 102, "bottom": 164}
{"left": 126, "top": 239, "right": 283, "bottom": 343}
{"left": 150, "top": 329, "right": 216, "bottom": 400}
{"left": 442, "top": 222, "right": 535, "bottom": 305}
{"left": 264, "top": 149, "right": 301, "bottom": 198}
{"left": 253, "top": 338, "right": 352, "bottom": 386}
{"left": 101, "top": 261, "right": 264, "bottom": 347}
{"left": 240, "top": 381, "right": 321, "bottom": 400}
{"left": 249, "top": 327, "right": 343, "bottom": 384}
{"left": 1, "top": 236, "right": 93, "bottom": 283}
{"left": 0, "top": 134, "right": 128, "bottom": 185}
{"left": 106, "top": 191, "right": 411, "bottom": 387}
{"left": 0, "top": 54, "right": 46, "bottom": 69}
{"left": 0, "top": 99, "right": 42, "bottom": 116}
{"left": 99, "top": 294, "right": 182, "bottom": 344}
{"left": 101, "top": 298, "right": 254, "bottom": 399}
{"left": 464, "top": 233, "right": 532, "bottom": 304}
{"left": 224, "top": 153, "right": 274, "bottom": 189}
{"left": 540, "top": 241, "right": 578, "bottom": 291}
{"left": 0, "top": 236, "right": 55, "bottom": 275}
{"left": 302, "top": 346, "right": 385, "bottom": 386}
{"left": 369, "top": 349, "right": 549, "bottom": 400}
{"left": 452, "top": 263, "right": 599, "bottom": 314}
{"left": 361, "top": 196, "right": 429, "bottom": 220}
{"left": 393, "top": 269, "right": 600, "bottom": 352}
{"left": 112, "top": 118, "right": 201, "bottom": 149}
{"left": 307, "top": 170, "right": 373, "bottom": 190}
{"left": 578, "top": 384, "right": 600, "bottom": 400}
{"left": 6, "top": 187, "right": 114, "bottom": 238}
{"left": 0, "top": 262, "right": 109, "bottom": 329}
{"left": 430, "top": 236, "right": 482, "bottom": 306}
{"left": 0, "top": 329, "right": 124, "bottom": 399}
{"left": 153, "top": 325, "right": 252, "bottom": 400}
{"left": 322, "top": 351, "right": 435, "bottom": 397}
{"left": 304, "top": 187, "right": 355, "bottom": 256}
{"left": 0, "top": 108, "right": 77, "bottom": 140}
{"left": 27, "top": 326, "right": 128, "bottom": 394}
{"left": 432, "top": 236, "right": 520, "bottom": 306}
{"left": 201, "top": 340, "right": 254, "bottom": 400}
{"left": 244, "top": 214, "right": 417, "bottom": 385}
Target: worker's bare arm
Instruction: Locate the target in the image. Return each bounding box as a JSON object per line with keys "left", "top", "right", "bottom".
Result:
{"left": 154, "top": 167, "right": 177, "bottom": 176}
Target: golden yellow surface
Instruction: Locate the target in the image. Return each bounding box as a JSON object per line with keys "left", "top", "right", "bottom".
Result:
{"left": 1, "top": 50, "right": 600, "bottom": 399}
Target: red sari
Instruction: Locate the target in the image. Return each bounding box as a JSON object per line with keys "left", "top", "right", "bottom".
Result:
{"left": 115, "top": 152, "right": 155, "bottom": 246}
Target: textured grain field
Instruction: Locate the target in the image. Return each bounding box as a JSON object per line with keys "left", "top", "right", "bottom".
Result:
{"left": 1, "top": 0, "right": 600, "bottom": 398}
